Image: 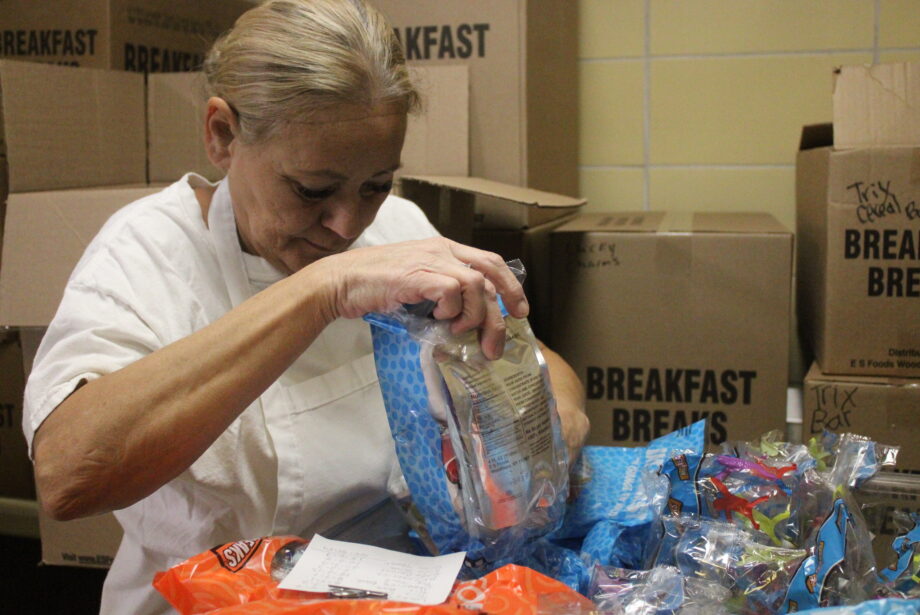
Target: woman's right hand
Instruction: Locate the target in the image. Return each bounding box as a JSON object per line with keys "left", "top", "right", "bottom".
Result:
{"left": 313, "top": 237, "right": 529, "bottom": 359}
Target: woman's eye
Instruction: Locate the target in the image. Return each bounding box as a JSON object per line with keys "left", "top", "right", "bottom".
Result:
{"left": 296, "top": 185, "right": 336, "bottom": 201}
{"left": 361, "top": 181, "right": 393, "bottom": 197}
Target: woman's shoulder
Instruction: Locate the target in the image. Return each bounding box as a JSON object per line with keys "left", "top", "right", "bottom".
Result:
{"left": 74, "top": 175, "right": 216, "bottom": 282}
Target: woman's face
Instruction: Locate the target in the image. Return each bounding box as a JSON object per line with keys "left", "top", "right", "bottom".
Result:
{"left": 226, "top": 102, "right": 407, "bottom": 275}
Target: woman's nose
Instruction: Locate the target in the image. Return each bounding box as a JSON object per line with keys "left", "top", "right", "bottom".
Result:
{"left": 321, "top": 198, "right": 364, "bottom": 240}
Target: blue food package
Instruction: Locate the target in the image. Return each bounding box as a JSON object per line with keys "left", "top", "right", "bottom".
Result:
{"left": 554, "top": 420, "right": 707, "bottom": 540}
{"left": 794, "top": 599, "right": 920, "bottom": 614}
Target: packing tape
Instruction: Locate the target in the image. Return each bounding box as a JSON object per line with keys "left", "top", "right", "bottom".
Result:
{"left": 653, "top": 212, "right": 694, "bottom": 284}
{"left": 897, "top": 320, "right": 920, "bottom": 378}
{"left": 884, "top": 381, "right": 920, "bottom": 466}
{"left": 911, "top": 149, "right": 920, "bottom": 185}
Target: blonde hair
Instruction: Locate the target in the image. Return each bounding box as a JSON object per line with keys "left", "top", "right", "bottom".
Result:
{"left": 203, "top": 0, "right": 420, "bottom": 143}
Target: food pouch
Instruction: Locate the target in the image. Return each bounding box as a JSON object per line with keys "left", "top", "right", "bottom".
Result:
{"left": 423, "top": 314, "right": 566, "bottom": 537}
{"left": 365, "top": 261, "right": 568, "bottom": 572}
{"left": 555, "top": 420, "right": 706, "bottom": 540}
{"left": 549, "top": 422, "right": 705, "bottom": 574}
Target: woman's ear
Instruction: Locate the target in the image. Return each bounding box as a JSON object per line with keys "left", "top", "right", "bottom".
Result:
{"left": 204, "top": 97, "right": 240, "bottom": 172}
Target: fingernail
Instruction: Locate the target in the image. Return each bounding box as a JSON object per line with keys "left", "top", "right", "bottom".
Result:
{"left": 518, "top": 297, "right": 529, "bottom": 315}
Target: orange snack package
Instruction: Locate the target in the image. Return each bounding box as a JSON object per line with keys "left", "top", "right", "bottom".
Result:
{"left": 154, "top": 537, "right": 594, "bottom": 615}
{"left": 153, "top": 536, "right": 319, "bottom": 614}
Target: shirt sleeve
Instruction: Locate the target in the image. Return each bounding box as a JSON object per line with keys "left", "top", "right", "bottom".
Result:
{"left": 23, "top": 274, "right": 164, "bottom": 456}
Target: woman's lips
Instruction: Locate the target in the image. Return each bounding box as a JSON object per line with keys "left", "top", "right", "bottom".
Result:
{"left": 301, "top": 237, "right": 340, "bottom": 254}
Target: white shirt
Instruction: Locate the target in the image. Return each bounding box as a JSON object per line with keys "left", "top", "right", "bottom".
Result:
{"left": 23, "top": 173, "right": 439, "bottom": 614}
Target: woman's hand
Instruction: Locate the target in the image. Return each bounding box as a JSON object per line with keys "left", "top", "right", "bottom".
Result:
{"left": 315, "top": 237, "right": 529, "bottom": 359}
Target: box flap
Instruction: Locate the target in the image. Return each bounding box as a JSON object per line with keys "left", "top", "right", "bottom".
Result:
{"left": 0, "top": 185, "right": 159, "bottom": 327}
{"left": 833, "top": 61, "right": 920, "bottom": 148}
{"left": 800, "top": 123, "right": 834, "bottom": 151}
{"left": 147, "top": 72, "right": 222, "bottom": 183}
{"left": 0, "top": 60, "right": 146, "bottom": 192}
{"left": 806, "top": 362, "right": 920, "bottom": 388}
{"left": 401, "top": 65, "right": 469, "bottom": 177}
{"left": 554, "top": 212, "right": 791, "bottom": 234}
{"left": 400, "top": 175, "right": 585, "bottom": 208}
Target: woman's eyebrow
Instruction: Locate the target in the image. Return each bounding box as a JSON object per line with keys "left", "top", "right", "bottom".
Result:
{"left": 289, "top": 163, "right": 401, "bottom": 181}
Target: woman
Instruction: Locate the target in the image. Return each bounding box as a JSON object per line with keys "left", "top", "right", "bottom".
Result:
{"left": 23, "top": 1, "right": 589, "bottom": 613}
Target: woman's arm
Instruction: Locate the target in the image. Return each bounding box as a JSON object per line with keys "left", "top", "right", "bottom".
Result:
{"left": 33, "top": 237, "right": 528, "bottom": 521}
{"left": 539, "top": 341, "right": 590, "bottom": 463}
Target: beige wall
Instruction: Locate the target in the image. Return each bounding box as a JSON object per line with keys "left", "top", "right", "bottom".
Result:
{"left": 577, "top": 0, "right": 920, "bottom": 232}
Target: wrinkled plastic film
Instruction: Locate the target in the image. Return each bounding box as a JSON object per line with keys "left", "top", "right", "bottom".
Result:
{"left": 365, "top": 259, "right": 568, "bottom": 571}
{"left": 426, "top": 315, "right": 564, "bottom": 536}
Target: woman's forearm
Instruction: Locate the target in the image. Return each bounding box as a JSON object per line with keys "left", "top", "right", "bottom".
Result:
{"left": 540, "top": 341, "right": 590, "bottom": 463}
{"left": 33, "top": 264, "right": 337, "bottom": 521}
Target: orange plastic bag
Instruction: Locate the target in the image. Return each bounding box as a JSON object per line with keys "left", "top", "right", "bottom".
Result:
{"left": 153, "top": 536, "right": 318, "bottom": 614}
{"left": 154, "top": 537, "right": 594, "bottom": 615}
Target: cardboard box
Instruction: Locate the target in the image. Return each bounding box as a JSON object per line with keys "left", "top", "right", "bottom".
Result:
{"left": 0, "top": 188, "right": 152, "bottom": 567}
{"left": 550, "top": 212, "right": 793, "bottom": 447}
{"left": 0, "top": 330, "right": 34, "bottom": 500}
{"left": 802, "top": 362, "right": 920, "bottom": 472}
{"left": 147, "top": 64, "right": 470, "bottom": 184}
{"left": 372, "top": 0, "right": 579, "bottom": 196}
{"left": 397, "top": 175, "right": 584, "bottom": 341}
{"left": 0, "top": 60, "right": 146, "bottom": 195}
{"left": 0, "top": 0, "right": 249, "bottom": 72}
{"left": 833, "top": 62, "right": 920, "bottom": 149}
{"left": 0, "top": 186, "right": 160, "bottom": 327}
{"left": 472, "top": 214, "right": 577, "bottom": 342}
{"left": 146, "top": 71, "right": 218, "bottom": 184}
{"left": 16, "top": 328, "right": 124, "bottom": 567}
{"left": 797, "top": 94, "right": 920, "bottom": 376}
{"left": 401, "top": 175, "right": 585, "bottom": 237}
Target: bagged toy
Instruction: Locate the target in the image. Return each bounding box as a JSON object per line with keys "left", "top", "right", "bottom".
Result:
{"left": 674, "top": 520, "right": 808, "bottom": 615}
{"left": 588, "top": 564, "right": 731, "bottom": 614}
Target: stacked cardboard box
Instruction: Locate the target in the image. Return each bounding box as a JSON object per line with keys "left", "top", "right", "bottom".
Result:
{"left": 797, "top": 61, "right": 920, "bottom": 474}
{"left": 0, "top": 4, "right": 580, "bottom": 562}
{"left": 0, "top": 58, "right": 157, "bottom": 565}
{"left": 372, "top": 0, "right": 579, "bottom": 196}
{"left": 549, "top": 212, "right": 793, "bottom": 448}
{"left": 0, "top": 0, "right": 250, "bottom": 72}
{"left": 399, "top": 176, "right": 585, "bottom": 341}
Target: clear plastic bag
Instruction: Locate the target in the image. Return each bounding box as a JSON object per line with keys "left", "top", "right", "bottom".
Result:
{"left": 365, "top": 260, "right": 568, "bottom": 573}
{"left": 675, "top": 520, "right": 807, "bottom": 615}
{"left": 588, "top": 564, "right": 731, "bottom": 615}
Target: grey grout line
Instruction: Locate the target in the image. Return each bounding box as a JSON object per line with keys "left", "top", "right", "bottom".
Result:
{"left": 643, "top": 0, "right": 652, "bottom": 210}
{"left": 874, "top": 0, "right": 881, "bottom": 64}
{"left": 578, "top": 47, "right": 920, "bottom": 64}
{"left": 581, "top": 164, "right": 795, "bottom": 171}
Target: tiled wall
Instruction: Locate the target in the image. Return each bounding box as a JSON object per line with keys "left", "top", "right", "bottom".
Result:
{"left": 577, "top": 0, "right": 920, "bottom": 232}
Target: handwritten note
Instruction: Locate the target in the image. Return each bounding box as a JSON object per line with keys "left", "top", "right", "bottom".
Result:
{"left": 278, "top": 535, "right": 465, "bottom": 605}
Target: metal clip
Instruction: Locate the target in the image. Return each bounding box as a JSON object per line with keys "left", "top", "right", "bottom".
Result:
{"left": 328, "top": 585, "right": 389, "bottom": 600}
